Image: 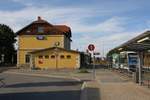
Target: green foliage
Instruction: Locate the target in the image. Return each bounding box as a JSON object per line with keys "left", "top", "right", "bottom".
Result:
{"left": 31, "top": 67, "right": 41, "bottom": 70}
{"left": 78, "top": 68, "right": 89, "bottom": 73}
{"left": 0, "top": 24, "right": 16, "bottom": 64}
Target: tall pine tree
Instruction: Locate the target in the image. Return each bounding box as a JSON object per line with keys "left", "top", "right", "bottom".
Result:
{"left": 0, "top": 24, "right": 16, "bottom": 65}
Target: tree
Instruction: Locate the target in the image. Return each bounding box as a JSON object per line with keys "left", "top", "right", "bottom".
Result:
{"left": 0, "top": 24, "right": 16, "bottom": 65}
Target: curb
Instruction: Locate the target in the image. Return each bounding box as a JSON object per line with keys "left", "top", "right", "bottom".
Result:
{"left": 4, "top": 71, "right": 81, "bottom": 82}
{"left": 80, "top": 80, "right": 101, "bottom": 100}
{"left": 80, "top": 82, "right": 87, "bottom": 100}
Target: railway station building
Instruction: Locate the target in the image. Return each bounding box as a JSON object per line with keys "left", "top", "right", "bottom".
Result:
{"left": 16, "top": 17, "right": 81, "bottom": 69}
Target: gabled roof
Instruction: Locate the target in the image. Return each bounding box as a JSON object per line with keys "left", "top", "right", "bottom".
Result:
{"left": 29, "top": 47, "right": 80, "bottom": 54}
{"left": 16, "top": 16, "right": 72, "bottom": 38}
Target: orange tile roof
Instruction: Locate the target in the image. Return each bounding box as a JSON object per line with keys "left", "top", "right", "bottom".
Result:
{"left": 16, "top": 16, "right": 72, "bottom": 38}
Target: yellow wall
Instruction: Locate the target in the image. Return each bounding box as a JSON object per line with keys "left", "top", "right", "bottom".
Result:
{"left": 18, "top": 49, "right": 33, "bottom": 65}
{"left": 18, "top": 35, "right": 67, "bottom": 66}
{"left": 32, "top": 50, "right": 80, "bottom": 69}
{"left": 19, "top": 35, "right": 64, "bottom": 49}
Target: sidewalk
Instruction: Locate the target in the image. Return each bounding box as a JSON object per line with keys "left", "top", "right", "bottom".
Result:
{"left": 80, "top": 81, "right": 100, "bottom": 100}
{"left": 99, "top": 82, "right": 150, "bottom": 100}
{"left": 97, "top": 69, "right": 150, "bottom": 100}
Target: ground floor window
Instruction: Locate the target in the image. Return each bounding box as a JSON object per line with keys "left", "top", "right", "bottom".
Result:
{"left": 45, "top": 55, "right": 49, "bottom": 59}
{"left": 67, "top": 55, "right": 71, "bottom": 59}
{"left": 25, "top": 54, "right": 30, "bottom": 63}
{"left": 60, "top": 55, "right": 65, "bottom": 59}
{"left": 51, "top": 55, "right": 55, "bottom": 59}
{"left": 38, "top": 55, "right": 43, "bottom": 59}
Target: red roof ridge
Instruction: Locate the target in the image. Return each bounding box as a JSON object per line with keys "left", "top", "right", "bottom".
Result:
{"left": 32, "top": 16, "right": 53, "bottom": 26}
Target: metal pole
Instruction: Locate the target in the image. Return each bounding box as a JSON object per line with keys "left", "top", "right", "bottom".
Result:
{"left": 54, "top": 42, "right": 60, "bottom": 71}
{"left": 56, "top": 54, "right": 58, "bottom": 70}
{"left": 93, "top": 51, "right": 96, "bottom": 80}
{"left": 55, "top": 48, "right": 58, "bottom": 70}
{"left": 138, "top": 52, "right": 143, "bottom": 85}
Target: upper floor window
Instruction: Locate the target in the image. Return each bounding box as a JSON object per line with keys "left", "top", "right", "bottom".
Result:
{"left": 38, "top": 27, "right": 44, "bottom": 33}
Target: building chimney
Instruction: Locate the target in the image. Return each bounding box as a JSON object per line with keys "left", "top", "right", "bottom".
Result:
{"left": 38, "top": 16, "right": 41, "bottom": 21}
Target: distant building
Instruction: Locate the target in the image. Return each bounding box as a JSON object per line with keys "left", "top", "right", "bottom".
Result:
{"left": 16, "top": 17, "right": 80, "bottom": 69}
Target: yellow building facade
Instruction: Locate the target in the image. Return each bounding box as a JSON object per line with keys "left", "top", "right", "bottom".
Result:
{"left": 17, "top": 17, "right": 80, "bottom": 69}
{"left": 30, "top": 47, "right": 80, "bottom": 69}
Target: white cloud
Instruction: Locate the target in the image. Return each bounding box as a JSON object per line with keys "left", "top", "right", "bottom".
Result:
{"left": 70, "top": 17, "right": 125, "bottom": 34}
{"left": 0, "top": 6, "right": 101, "bottom": 31}
{"left": 0, "top": 5, "right": 148, "bottom": 56}
{"left": 72, "top": 30, "right": 146, "bottom": 57}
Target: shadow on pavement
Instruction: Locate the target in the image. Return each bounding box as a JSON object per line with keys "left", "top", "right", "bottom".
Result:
{"left": 0, "top": 90, "right": 81, "bottom": 100}
{"left": 81, "top": 87, "right": 101, "bottom": 100}
{"left": 5, "top": 81, "right": 82, "bottom": 88}
{"left": 0, "top": 68, "right": 9, "bottom": 73}
{"left": 86, "top": 87, "right": 101, "bottom": 100}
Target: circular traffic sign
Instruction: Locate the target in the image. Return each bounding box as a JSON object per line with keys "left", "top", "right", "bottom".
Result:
{"left": 88, "top": 44, "right": 95, "bottom": 51}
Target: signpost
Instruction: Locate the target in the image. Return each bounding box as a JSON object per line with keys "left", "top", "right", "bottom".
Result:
{"left": 88, "top": 44, "right": 96, "bottom": 80}
{"left": 93, "top": 52, "right": 100, "bottom": 55}
{"left": 54, "top": 42, "right": 60, "bottom": 70}
{"left": 88, "top": 44, "right": 95, "bottom": 51}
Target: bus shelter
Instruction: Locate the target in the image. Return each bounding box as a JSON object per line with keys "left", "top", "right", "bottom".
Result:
{"left": 109, "top": 31, "right": 150, "bottom": 85}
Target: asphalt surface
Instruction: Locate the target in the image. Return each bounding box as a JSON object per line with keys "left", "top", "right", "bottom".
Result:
{"left": 0, "top": 73, "right": 82, "bottom": 100}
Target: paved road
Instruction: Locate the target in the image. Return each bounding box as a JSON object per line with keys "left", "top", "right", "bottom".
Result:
{"left": 0, "top": 73, "right": 81, "bottom": 100}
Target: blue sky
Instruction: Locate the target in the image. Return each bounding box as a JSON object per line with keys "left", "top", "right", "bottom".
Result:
{"left": 0, "top": 0, "right": 150, "bottom": 56}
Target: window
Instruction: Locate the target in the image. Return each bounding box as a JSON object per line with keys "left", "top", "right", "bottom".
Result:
{"left": 67, "top": 55, "right": 71, "bottom": 59}
{"left": 38, "top": 27, "right": 44, "bottom": 33}
{"left": 45, "top": 55, "right": 49, "bottom": 59}
{"left": 25, "top": 54, "right": 30, "bottom": 63}
{"left": 51, "top": 55, "right": 55, "bottom": 59}
{"left": 38, "top": 55, "right": 43, "bottom": 59}
{"left": 60, "top": 55, "right": 65, "bottom": 59}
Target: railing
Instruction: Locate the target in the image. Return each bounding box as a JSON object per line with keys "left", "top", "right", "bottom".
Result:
{"left": 142, "top": 68, "right": 150, "bottom": 88}
{"left": 111, "top": 67, "right": 150, "bottom": 88}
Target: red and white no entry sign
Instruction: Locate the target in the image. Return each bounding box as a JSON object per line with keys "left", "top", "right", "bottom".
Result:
{"left": 88, "top": 44, "right": 95, "bottom": 51}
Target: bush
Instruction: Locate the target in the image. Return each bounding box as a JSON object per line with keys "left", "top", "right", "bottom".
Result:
{"left": 31, "top": 67, "right": 41, "bottom": 70}
{"left": 78, "top": 68, "right": 89, "bottom": 73}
